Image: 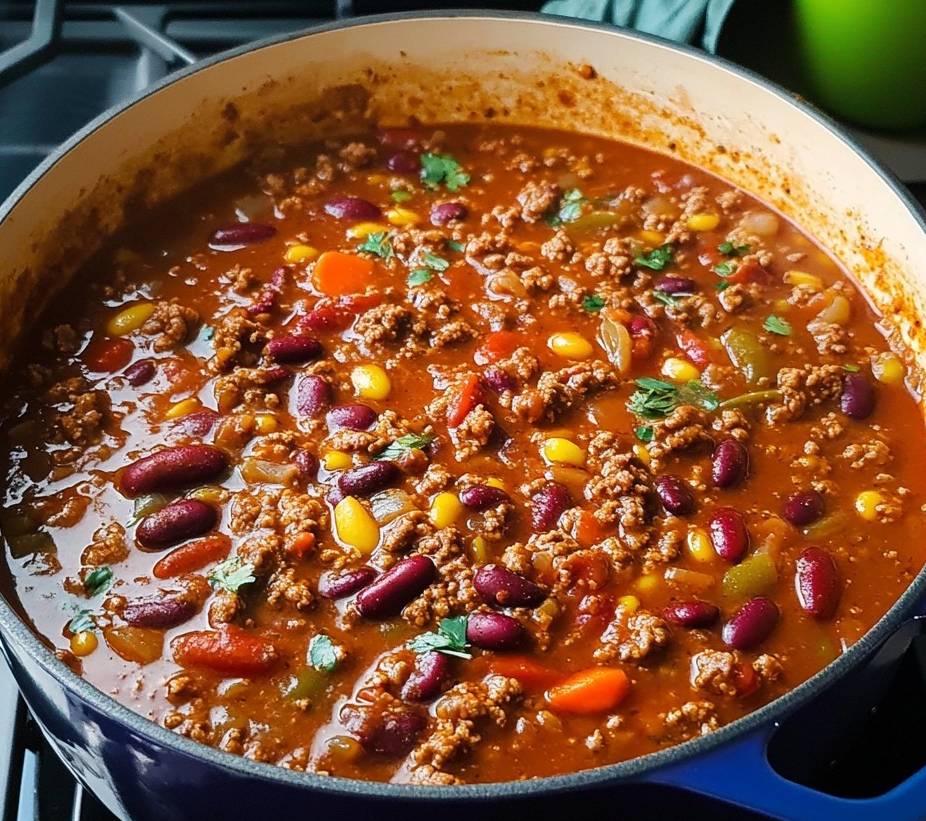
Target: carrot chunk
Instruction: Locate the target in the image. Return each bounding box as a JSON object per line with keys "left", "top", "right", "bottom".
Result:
{"left": 447, "top": 374, "right": 484, "bottom": 427}
{"left": 313, "top": 251, "right": 375, "bottom": 296}
{"left": 488, "top": 655, "right": 562, "bottom": 693}
{"left": 172, "top": 626, "right": 278, "bottom": 676}
{"left": 545, "top": 667, "right": 630, "bottom": 713}
{"left": 152, "top": 534, "right": 231, "bottom": 579}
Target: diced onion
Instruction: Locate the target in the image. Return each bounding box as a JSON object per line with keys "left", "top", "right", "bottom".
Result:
{"left": 486, "top": 271, "right": 528, "bottom": 300}
{"left": 598, "top": 312, "right": 632, "bottom": 374}
{"left": 664, "top": 566, "right": 714, "bottom": 591}
{"left": 241, "top": 458, "right": 298, "bottom": 485}
{"left": 643, "top": 195, "right": 679, "bottom": 219}
{"left": 740, "top": 210, "right": 780, "bottom": 237}
{"left": 370, "top": 489, "right": 416, "bottom": 525}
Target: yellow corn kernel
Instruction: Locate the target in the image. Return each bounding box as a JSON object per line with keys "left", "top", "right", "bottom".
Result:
{"left": 255, "top": 414, "right": 278, "bottom": 434}
{"left": 633, "top": 443, "right": 651, "bottom": 466}
{"left": 687, "top": 527, "right": 715, "bottom": 563}
{"left": 284, "top": 243, "right": 318, "bottom": 263}
{"left": 385, "top": 207, "right": 420, "bottom": 227}
{"left": 323, "top": 450, "right": 352, "bottom": 471}
{"left": 542, "top": 437, "right": 586, "bottom": 467}
{"left": 334, "top": 496, "right": 380, "bottom": 555}
{"left": 70, "top": 631, "right": 98, "bottom": 657}
{"left": 547, "top": 332, "right": 594, "bottom": 360}
{"left": 486, "top": 477, "right": 506, "bottom": 490}
{"left": 430, "top": 492, "right": 463, "bottom": 529}
{"left": 471, "top": 536, "right": 491, "bottom": 563}
{"left": 640, "top": 229, "right": 665, "bottom": 245}
{"left": 107, "top": 302, "right": 155, "bottom": 336}
{"left": 783, "top": 270, "right": 823, "bottom": 291}
{"left": 854, "top": 490, "right": 885, "bottom": 522}
{"left": 164, "top": 397, "right": 201, "bottom": 420}
{"left": 872, "top": 352, "right": 905, "bottom": 385}
{"left": 351, "top": 364, "right": 391, "bottom": 400}
{"left": 687, "top": 212, "right": 720, "bottom": 232}
{"left": 346, "top": 222, "right": 388, "bottom": 239}
{"left": 618, "top": 595, "right": 640, "bottom": 612}
{"left": 635, "top": 574, "right": 660, "bottom": 593}
{"left": 661, "top": 357, "right": 700, "bottom": 383}
{"left": 773, "top": 299, "right": 792, "bottom": 314}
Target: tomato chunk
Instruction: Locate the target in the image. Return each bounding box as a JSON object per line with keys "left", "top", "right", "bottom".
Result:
{"left": 172, "top": 626, "right": 278, "bottom": 676}
{"left": 84, "top": 337, "right": 134, "bottom": 372}
{"left": 475, "top": 330, "right": 521, "bottom": 365}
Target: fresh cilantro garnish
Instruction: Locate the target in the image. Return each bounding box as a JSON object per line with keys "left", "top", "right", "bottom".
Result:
{"left": 715, "top": 280, "right": 731, "bottom": 292}
{"left": 408, "top": 269, "right": 433, "bottom": 286}
{"left": 357, "top": 231, "right": 393, "bottom": 259}
{"left": 714, "top": 260, "right": 737, "bottom": 277}
{"left": 84, "top": 566, "right": 113, "bottom": 597}
{"left": 652, "top": 290, "right": 687, "bottom": 307}
{"left": 843, "top": 363, "right": 861, "bottom": 373}
{"left": 390, "top": 189, "right": 412, "bottom": 203}
{"left": 308, "top": 634, "right": 339, "bottom": 673}
{"left": 717, "top": 241, "right": 751, "bottom": 257}
{"left": 68, "top": 610, "right": 96, "bottom": 634}
{"left": 582, "top": 294, "right": 605, "bottom": 313}
{"left": 376, "top": 433, "right": 435, "bottom": 461}
{"left": 421, "top": 251, "right": 450, "bottom": 272}
{"left": 627, "top": 377, "right": 719, "bottom": 419}
{"left": 446, "top": 240, "right": 465, "bottom": 253}
{"left": 635, "top": 425, "right": 654, "bottom": 443}
{"left": 420, "top": 152, "right": 470, "bottom": 192}
{"left": 408, "top": 251, "right": 450, "bottom": 287}
{"left": 763, "top": 315, "right": 792, "bottom": 336}
{"left": 408, "top": 615, "right": 471, "bottom": 659}
{"left": 547, "top": 188, "right": 588, "bottom": 227}
{"left": 208, "top": 557, "right": 256, "bottom": 594}
{"left": 634, "top": 244, "right": 675, "bottom": 271}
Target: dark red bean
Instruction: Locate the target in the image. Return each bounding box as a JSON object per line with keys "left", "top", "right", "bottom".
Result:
{"left": 628, "top": 314, "right": 657, "bottom": 337}
{"left": 474, "top": 564, "right": 547, "bottom": 608}
{"left": 297, "top": 304, "right": 351, "bottom": 334}
{"left": 356, "top": 555, "right": 436, "bottom": 618}
{"left": 294, "top": 450, "right": 319, "bottom": 481}
{"left": 654, "top": 475, "right": 696, "bottom": 516}
{"left": 209, "top": 222, "right": 276, "bottom": 248}
{"left": 362, "top": 709, "right": 426, "bottom": 756}
{"left": 712, "top": 439, "right": 749, "bottom": 488}
{"left": 124, "top": 359, "right": 156, "bottom": 387}
{"left": 840, "top": 372, "right": 876, "bottom": 419}
{"left": 120, "top": 445, "right": 228, "bottom": 496}
{"left": 136, "top": 499, "right": 217, "bottom": 549}
{"left": 722, "top": 596, "right": 779, "bottom": 649}
{"left": 318, "top": 566, "right": 377, "bottom": 599}
{"left": 795, "top": 546, "right": 840, "bottom": 619}
{"left": 326, "top": 404, "right": 377, "bottom": 432}
{"left": 123, "top": 596, "right": 197, "bottom": 629}
{"left": 663, "top": 600, "right": 720, "bottom": 628}
{"left": 293, "top": 374, "right": 330, "bottom": 419}
{"left": 430, "top": 202, "right": 468, "bottom": 226}
{"left": 530, "top": 483, "right": 571, "bottom": 533}
{"left": 265, "top": 334, "right": 322, "bottom": 364}
{"left": 324, "top": 196, "right": 381, "bottom": 222}
{"left": 483, "top": 367, "right": 518, "bottom": 393}
{"left": 459, "top": 485, "right": 510, "bottom": 511}
{"left": 782, "top": 490, "right": 825, "bottom": 526}
{"left": 172, "top": 409, "right": 219, "bottom": 438}
{"left": 466, "top": 612, "right": 525, "bottom": 651}
{"left": 655, "top": 275, "right": 698, "bottom": 294}
{"left": 709, "top": 507, "right": 750, "bottom": 563}
{"left": 401, "top": 651, "right": 451, "bottom": 702}
{"left": 386, "top": 151, "right": 419, "bottom": 173}
{"left": 338, "top": 461, "right": 400, "bottom": 498}
{"left": 326, "top": 487, "right": 345, "bottom": 507}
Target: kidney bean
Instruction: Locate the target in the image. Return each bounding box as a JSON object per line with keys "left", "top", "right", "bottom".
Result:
{"left": 326, "top": 403, "right": 377, "bottom": 432}
{"left": 782, "top": 489, "right": 825, "bottom": 526}
{"left": 294, "top": 450, "right": 319, "bottom": 480}
{"left": 123, "top": 358, "right": 156, "bottom": 386}
{"left": 209, "top": 222, "right": 276, "bottom": 247}
{"left": 474, "top": 564, "right": 547, "bottom": 608}
{"left": 459, "top": 485, "right": 510, "bottom": 511}
{"left": 430, "top": 202, "right": 468, "bottom": 226}
{"left": 386, "top": 151, "right": 419, "bottom": 173}
{"left": 483, "top": 367, "right": 518, "bottom": 393}
{"left": 795, "top": 546, "right": 841, "bottom": 619}
{"left": 171, "top": 626, "right": 278, "bottom": 676}
{"left": 265, "top": 334, "right": 322, "bottom": 364}
{"left": 712, "top": 438, "right": 749, "bottom": 488}
{"left": 124, "top": 595, "right": 198, "bottom": 629}
{"left": 654, "top": 475, "right": 696, "bottom": 516}
{"left": 318, "top": 566, "right": 377, "bottom": 599}
{"left": 120, "top": 445, "right": 228, "bottom": 496}
{"left": 841, "top": 372, "right": 876, "bottom": 419}
{"left": 172, "top": 409, "right": 220, "bottom": 438}
{"left": 297, "top": 304, "right": 352, "bottom": 334}
{"left": 466, "top": 612, "right": 525, "bottom": 651}
{"left": 663, "top": 600, "right": 720, "bottom": 628}
{"left": 655, "top": 275, "right": 698, "bottom": 294}
{"left": 293, "top": 374, "right": 330, "bottom": 419}
{"left": 709, "top": 507, "right": 750, "bottom": 563}
{"left": 401, "top": 651, "right": 451, "bottom": 702}
{"left": 530, "top": 482, "right": 571, "bottom": 532}
{"left": 324, "top": 196, "right": 381, "bottom": 222}
{"left": 136, "top": 499, "right": 217, "bottom": 549}
{"left": 362, "top": 709, "right": 426, "bottom": 757}
{"left": 338, "top": 461, "right": 400, "bottom": 498}
{"left": 356, "top": 555, "right": 436, "bottom": 618}
{"left": 722, "top": 596, "right": 779, "bottom": 649}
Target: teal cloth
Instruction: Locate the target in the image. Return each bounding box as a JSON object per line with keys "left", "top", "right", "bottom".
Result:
{"left": 541, "top": 0, "right": 737, "bottom": 53}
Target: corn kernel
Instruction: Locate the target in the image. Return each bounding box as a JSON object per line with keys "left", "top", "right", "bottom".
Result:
{"left": 107, "top": 302, "right": 155, "bottom": 336}
{"left": 334, "top": 496, "right": 380, "bottom": 555}
{"left": 70, "top": 631, "right": 98, "bottom": 657}
{"left": 854, "top": 490, "right": 885, "bottom": 522}
{"left": 661, "top": 357, "right": 700, "bottom": 382}
{"left": 284, "top": 244, "right": 318, "bottom": 263}
{"left": 471, "top": 535, "right": 491, "bottom": 563}
{"left": 872, "top": 352, "right": 905, "bottom": 385}
{"left": 687, "top": 527, "right": 715, "bottom": 563}
{"left": 542, "top": 437, "right": 586, "bottom": 467}
{"left": 164, "top": 397, "right": 201, "bottom": 420}
{"left": 783, "top": 270, "right": 823, "bottom": 291}
{"left": 687, "top": 212, "right": 720, "bottom": 232}
{"left": 547, "top": 332, "right": 594, "bottom": 360}
{"left": 351, "top": 364, "right": 391, "bottom": 400}
{"left": 255, "top": 414, "right": 278, "bottom": 434}
{"left": 385, "top": 207, "right": 420, "bottom": 227}
{"left": 640, "top": 229, "right": 665, "bottom": 245}
{"left": 323, "top": 450, "right": 352, "bottom": 471}
{"left": 635, "top": 574, "right": 660, "bottom": 593}
{"left": 633, "top": 444, "right": 651, "bottom": 466}
{"left": 618, "top": 595, "right": 640, "bottom": 612}
{"left": 430, "top": 492, "right": 463, "bottom": 528}
{"left": 346, "top": 222, "right": 388, "bottom": 239}
{"left": 486, "top": 477, "right": 506, "bottom": 490}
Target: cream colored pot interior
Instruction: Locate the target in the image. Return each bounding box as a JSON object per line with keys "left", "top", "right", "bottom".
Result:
{"left": 1, "top": 15, "right": 925, "bottom": 390}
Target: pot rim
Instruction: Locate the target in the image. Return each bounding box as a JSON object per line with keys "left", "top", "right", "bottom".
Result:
{"left": 1, "top": 9, "right": 925, "bottom": 801}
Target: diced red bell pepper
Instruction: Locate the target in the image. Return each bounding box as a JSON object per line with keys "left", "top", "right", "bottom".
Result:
{"left": 152, "top": 534, "right": 231, "bottom": 579}
{"left": 172, "top": 626, "right": 278, "bottom": 676}
{"left": 84, "top": 337, "right": 134, "bottom": 372}
{"left": 676, "top": 329, "right": 712, "bottom": 368}
{"left": 474, "top": 330, "right": 521, "bottom": 365}
{"left": 733, "top": 661, "right": 760, "bottom": 698}
{"left": 447, "top": 374, "right": 484, "bottom": 427}
{"left": 627, "top": 314, "right": 658, "bottom": 360}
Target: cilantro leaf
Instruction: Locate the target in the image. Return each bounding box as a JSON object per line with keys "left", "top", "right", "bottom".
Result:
{"left": 717, "top": 241, "right": 751, "bottom": 257}
{"left": 763, "top": 315, "right": 792, "bottom": 336}
{"left": 635, "top": 425, "right": 654, "bottom": 443}
{"left": 446, "top": 240, "right": 464, "bottom": 253}
{"left": 582, "top": 294, "right": 605, "bottom": 313}
{"left": 208, "top": 557, "right": 256, "bottom": 594}
{"left": 627, "top": 377, "right": 718, "bottom": 418}
{"left": 408, "top": 615, "right": 472, "bottom": 659}
{"left": 713, "top": 260, "right": 737, "bottom": 277}
{"left": 634, "top": 244, "right": 675, "bottom": 271}
{"left": 390, "top": 189, "right": 412, "bottom": 203}
{"left": 408, "top": 269, "right": 433, "bottom": 286}
{"left": 407, "top": 251, "right": 450, "bottom": 286}
{"left": 421, "top": 251, "right": 450, "bottom": 272}
{"left": 547, "top": 188, "right": 588, "bottom": 226}
{"left": 357, "top": 231, "right": 393, "bottom": 259}
{"left": 679, "top": 380, "right": 721, "bottom": 412}
{"left": 376, "top": 433, "right": 435, "bottom": 461}
{"left": 68, "top": 610, "right": 97, "bottom": 634}
{"left": 843, "top": 363, "right": 861, "bottom": 373}
{"left": 308, "top": 634, "right": 339, "bottom": 673}
{"left": 652, "top": 290, "right": 687, "bottom": 307}
{"left": 84, "top": 566, "right": 113, "bottom": 597}
{"left": 715, "top": 280, "right": 731, "bottom": 292}
{"left": 420, "top": 153, "right": 470, "bottom": 192}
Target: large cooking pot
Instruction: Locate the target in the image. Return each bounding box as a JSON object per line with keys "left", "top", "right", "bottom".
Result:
{"left": 2, "top": 12, "right": 926, "bottom": 820}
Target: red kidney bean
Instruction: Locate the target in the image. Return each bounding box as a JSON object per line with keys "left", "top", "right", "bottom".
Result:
{"left": 401, "top": 651, "right": 451, "bottom": 702}
{"left": 459, "top": 485, "right": 510, "bottom": 511}
{"left": 324, "top": 196, "right": 381, "bottom": 222}
{"left": 655, "top": 275, "right": 698, "bottom": 294}
{"left": 124, "top": 359, "right": 156, "bottom": 386}
{"left": 318, "top": 566, "right": 377, "bottom": 599}
{"left": 474, "top": 564, "right": 547, "bottom": 608}
{"left": 362, "top": 709, "right": 426, "bottom": 756}
{"left": 795, "top": 546, "right": 840, "bottom": 619}
{"left": 338, "top": 461, "right": 400, "bottom": 498}
{"left": 172, "top": 409, "right": 220, "bottom": 438}
{"left": 712, "top": 438, "right": 749, "bottom": 488}
{"left": 386, "top": 151, "right": 419, "bottom": 173}
{"left": 294, "top": 450, "right": 319, "bottom": 480}
{"left": 709, "top": 507, "right": 750, "bottom": 563}
{"left": 259, "top": 366, "right": 291, "bottom": 384}
{"left": 430, "top": 202, "right": 468, "bottom": 226}
{"left": 123, "top": 595, "right": 198, "bottom": 629}
{"left": 326, "top": 487, "right": 346, "bottom": 507}
{"left": 628, "top": 314, "right": 657, "bottom": 337}
{"left": 840, "top": 372, "right": 876, "bottom": 419}
{"left": 326, "top": 403, "right": 377, "bottom": 432}
{"left": 654, "top": 475, "right": 696, "bottom": 516}
{"left": 297, "top": 304, "right": 352, "bottom": 334}
{"left": 466, "top": 612, "right": 525, "bottom": 650}
{"left": 356, "top": 555, "right": 436, "bottom": 618}
{"left": 209, "top": 222, "right": 276, "bottom": 247}
{"left": 120, "top": 445, "right": 228, "bottom": 496}
{"left": 483, "top": 367, "right": 518, "bottom": 393}
{"left": 265, "top": 334, "right": 322, "bottom": 364}
{"left": 782, "top": 489, "right": 825, "bottom": 526}
{"left": 136, "top": 499, "right": 217, "bottom": 549}
{"left": 530, "top": 482, "right": 571, "bottom": 532}
{"left": 293, "top": 374, "right": 330, "bottom": 419}
{"left": 722, "top": 596, "right": 779, "bottom": 649}
{"left": 663, "top": 600, "right": 720, "bottom": 628}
